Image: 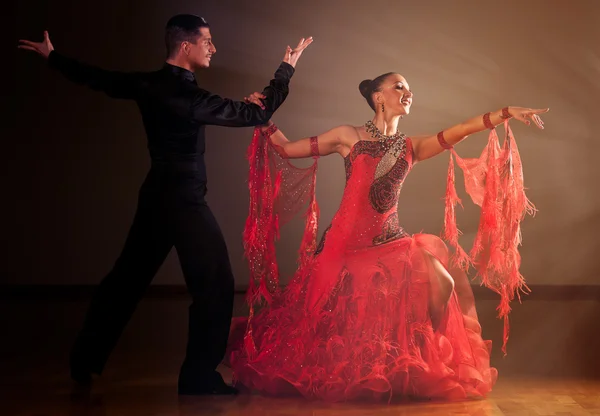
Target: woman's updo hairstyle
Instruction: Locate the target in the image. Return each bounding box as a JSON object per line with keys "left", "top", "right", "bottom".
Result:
{"left": 358, "top": 72, "right": 396, "bottom": 111}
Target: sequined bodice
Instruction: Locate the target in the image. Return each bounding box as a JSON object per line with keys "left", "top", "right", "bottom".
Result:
{"left": 344, "top": 135, "right": 411, "bottom": 210}
{"left": 322, "top": 135, "right": 413, "bottom": 251}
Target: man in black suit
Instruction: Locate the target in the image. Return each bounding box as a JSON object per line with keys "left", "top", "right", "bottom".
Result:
{"left": 19, "top": 14, "right": 312, "bottom": 395}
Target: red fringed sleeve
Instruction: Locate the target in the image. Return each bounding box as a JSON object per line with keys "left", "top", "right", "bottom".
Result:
{"left": 442, "top": 120, "right": 536, "bottom": 354}
{"left": 242, "top": 128, "right": 319, "bottom": 356}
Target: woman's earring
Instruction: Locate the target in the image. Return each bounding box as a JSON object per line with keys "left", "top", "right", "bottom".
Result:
{"left": 381, "top": 103, "right": 385, "bottom": 113}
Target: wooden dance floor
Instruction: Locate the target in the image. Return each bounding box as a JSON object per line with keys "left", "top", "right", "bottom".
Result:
{"left": 2, "top": 290, "right": 599, "bottom": 415}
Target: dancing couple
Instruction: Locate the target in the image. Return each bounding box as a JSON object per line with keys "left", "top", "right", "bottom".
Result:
{"left": 19, "top": 12, "right": 547, "bottom": 401}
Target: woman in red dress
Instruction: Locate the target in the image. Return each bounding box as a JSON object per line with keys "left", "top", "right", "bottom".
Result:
{"left": 226, "top": 72, "right": 548, "bottom": 402}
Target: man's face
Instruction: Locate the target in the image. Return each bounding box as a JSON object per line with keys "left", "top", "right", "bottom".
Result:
{"left": 187, "top": 27, "right": 216, "bottom": 69}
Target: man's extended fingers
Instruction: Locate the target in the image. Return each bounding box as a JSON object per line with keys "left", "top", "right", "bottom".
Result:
{"left": 18, "top": 40, "right": 37, "bottom": 47}
{"left": 18, "top": 45, "right": 38, "bottom": 53}
{"left": 297, "top": 37, "right": 313, "bottom": 50}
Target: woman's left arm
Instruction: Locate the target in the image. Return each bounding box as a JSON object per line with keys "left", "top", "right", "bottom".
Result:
{"left": 411, "top": 106, "right": 549, "bottom": 162}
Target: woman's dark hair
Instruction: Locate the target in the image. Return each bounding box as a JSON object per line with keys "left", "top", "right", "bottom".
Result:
{"left": 358, "top": 72, "right": 396, "bottom": 111}
{"left": 165, "top": 14, "right": 210, "bottom": 58}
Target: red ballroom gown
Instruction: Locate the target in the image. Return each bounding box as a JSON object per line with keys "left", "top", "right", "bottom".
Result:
{"left": 226, "top": 122, "right": 534, "bottom": 402}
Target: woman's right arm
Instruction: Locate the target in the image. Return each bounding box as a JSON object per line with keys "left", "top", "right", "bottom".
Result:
{"left": 262, "top": 123, "right": 356, "bottom": 159}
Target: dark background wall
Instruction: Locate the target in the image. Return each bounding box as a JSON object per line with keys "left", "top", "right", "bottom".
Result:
{"left": 4, "top": 0, "right": 599, "bottom": 288}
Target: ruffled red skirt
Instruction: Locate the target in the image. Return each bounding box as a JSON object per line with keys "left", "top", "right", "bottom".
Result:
{"left": 226, "top": 233, "right": 497, "bottom": 402}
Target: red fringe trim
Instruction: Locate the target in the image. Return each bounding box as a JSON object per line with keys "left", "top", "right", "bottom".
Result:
{"left": 442, "top": 151, "right": 470, "bottom": 270}
{"left": 442, "top": 120, "right": 536, "bottom": 354}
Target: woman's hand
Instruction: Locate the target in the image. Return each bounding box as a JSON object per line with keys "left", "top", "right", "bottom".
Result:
{"left": 243, "top": 92, "right": 266, "bottom": 110}
{"left": 507, "top": 107, "right": 549, "bottom": 129}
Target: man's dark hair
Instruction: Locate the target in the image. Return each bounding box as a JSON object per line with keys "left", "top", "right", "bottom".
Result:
{"left": 165, "top": 14, "right": 210, "bottom": 57}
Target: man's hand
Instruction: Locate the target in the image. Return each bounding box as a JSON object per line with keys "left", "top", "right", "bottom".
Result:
{"left": 18, "top": 31, "right": 54, "bottom": 59}
{"left": 283, "top": 37, "right": 313, "bottom": 68}
{"left": 244, "top": 92, "right": 266, "bottom": 110}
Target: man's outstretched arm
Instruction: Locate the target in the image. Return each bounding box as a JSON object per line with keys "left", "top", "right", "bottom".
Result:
{"left": 19, "top": 31, "right": 141, "bottom": 100}
{"left": 192, "top": 37, "right": 313, "bottom": 127}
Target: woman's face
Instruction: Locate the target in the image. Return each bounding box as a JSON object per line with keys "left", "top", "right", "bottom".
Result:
{"left": 374, "top": 74, "right": 413, "bottom": 116}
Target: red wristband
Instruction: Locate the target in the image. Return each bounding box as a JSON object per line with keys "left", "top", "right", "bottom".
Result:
{"left": 263, "top": 123, "right": 278, "bottom": 138}
{"left": 483, "top": 112, "right": 494, "bottom": 129}
{"left": 309, "top": 136, "right": 319, "bottom": 157}
{"left": 500, "top": 107, "right": 512, "bottom": 119}
{"left": 437, "top": 131, "right": 452, "bottom": 150}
